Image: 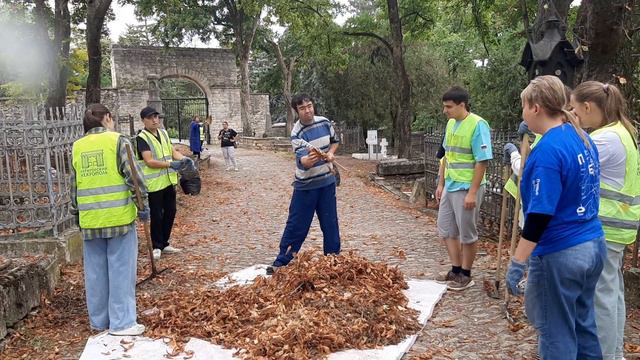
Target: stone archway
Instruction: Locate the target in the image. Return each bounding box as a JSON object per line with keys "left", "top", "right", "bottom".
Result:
{"left": 158, "top": 75, "right": 209, "bottom": 141}
{"left": 110, "top": 45, "right": 270, "bottom": 136}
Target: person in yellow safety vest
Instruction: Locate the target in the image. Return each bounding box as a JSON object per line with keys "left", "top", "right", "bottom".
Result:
{"left": 136, "top": 106, "right": 193, "bottom": 261}
{"left": 435, "top": 86, "right": 493, "bottom": 291}
{"left": 571, "top": 81, "right": 640, "bottom": 360}
{"left": 70, "top": 104, "right": 148, "bottom": 336}
{"left": 503, "top": 121, "right": 542, "bottom": 228}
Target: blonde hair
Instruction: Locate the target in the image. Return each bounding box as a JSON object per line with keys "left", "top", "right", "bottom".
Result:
{"left": 572, "top": 81, "right": 637, "bottom": 146}
{"left": 520, "top": 75, "right": 589, "bottom": 147}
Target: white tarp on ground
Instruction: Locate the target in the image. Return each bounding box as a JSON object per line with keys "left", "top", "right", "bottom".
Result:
{"left": 80, "top": 266, "right": 446, "bottom": 360}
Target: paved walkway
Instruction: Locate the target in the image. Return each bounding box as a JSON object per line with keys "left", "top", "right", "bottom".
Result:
{"left": 181, "top": 146, "right": 542, "bottom": 359}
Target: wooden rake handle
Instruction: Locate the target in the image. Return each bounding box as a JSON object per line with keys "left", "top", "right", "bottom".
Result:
{"left": 124, "top": 142, "right": 158, "bottom": 275}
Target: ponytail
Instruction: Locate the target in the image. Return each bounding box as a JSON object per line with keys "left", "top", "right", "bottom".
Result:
{"left": 83, "top": 103, "right": 111, "bottom": 133}
{"left": 562, "top": 108, "right": 590, "bottom": 148}
{"left": 573, "top": 81, "right": 637, "bottom": 148}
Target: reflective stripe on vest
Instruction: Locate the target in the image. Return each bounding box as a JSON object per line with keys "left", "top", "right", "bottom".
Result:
{"left": 137, "top": 129, "right": 178, "bottom": 192}
{"left": 504, "top": 134, "right": 542, "bottom": 198}
{"left": 591, "top": 122, "right": 640, "bottom": 244}
{"left": 72, "top": 131, "right": 137, "bottom": 229}
{"left": 443, "top": 113, "right": 488, "bottom": 183}
{"left": 199, "top": 125, "right": 205, "bottom": 141}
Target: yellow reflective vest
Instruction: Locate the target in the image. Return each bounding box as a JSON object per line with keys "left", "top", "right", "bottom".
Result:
{"left": 72, "top": 131, "right": 137, "bottom": 229}
{"left": 137, "top": 129, "right": 178, "bottom": 192}
{"left": 199, "top": 124, "right": 205, "bottom": 141}
{"left": 504, "top": 134, "right": 542, "bottom": 198}
{"left": 443, "top": 113, "right": 489, "bottom": 183}
{"left": 592, "top": 122, "right": 640, "bottom": 245}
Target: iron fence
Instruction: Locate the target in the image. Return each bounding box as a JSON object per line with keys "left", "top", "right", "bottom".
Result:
{"left": 422, "top": 127, "right": 520, "bottom": 239}
{"left": 335, "top": 125, "right": 365, "bottom": 154}
{"left": 162, "top": 98, "right": 208, "bottom": 141}
{"left": 0, "top": 104, "right": 83, "bottom": 238}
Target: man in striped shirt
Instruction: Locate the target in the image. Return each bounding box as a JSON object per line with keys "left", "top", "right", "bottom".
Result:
{"left": 267, "top": 94, "right": 341, "bottom": 274}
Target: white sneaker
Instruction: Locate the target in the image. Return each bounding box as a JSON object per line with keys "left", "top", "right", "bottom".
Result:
{"left": 109, "top": 323, "right": 145, "bottom": 336}
{"left": 162, "top": 245, "right": 182, "bottom": 254}
{"left": 152, "top": 249, "right": 161, "bottom": 260}
{"left": 234, "top": 167, "right": 239, "bottom": 171}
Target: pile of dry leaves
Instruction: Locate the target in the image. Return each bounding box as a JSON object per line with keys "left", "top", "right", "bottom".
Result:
{"left": 142, "top": 251, "right": 420, "bottom": 359}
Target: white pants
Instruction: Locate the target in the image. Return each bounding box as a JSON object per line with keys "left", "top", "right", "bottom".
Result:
{"left": 594, "top": 241, "right": 626, "bottom": 360}
{"left": 222, "top": 146, "right": 237, "bottom": 168}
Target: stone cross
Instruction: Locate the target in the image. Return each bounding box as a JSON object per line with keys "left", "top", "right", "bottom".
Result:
{"left": 380, "top": 138, "right": 388, "bottom": 158}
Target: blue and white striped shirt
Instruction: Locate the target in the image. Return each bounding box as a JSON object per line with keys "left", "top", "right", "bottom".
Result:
{"left": 291, "top": 116, "right": 339, "bottom": 190}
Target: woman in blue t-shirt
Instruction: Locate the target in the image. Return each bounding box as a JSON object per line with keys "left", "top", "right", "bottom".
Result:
{"left": 506, "top": 75, "right": 606, "bottom": 360}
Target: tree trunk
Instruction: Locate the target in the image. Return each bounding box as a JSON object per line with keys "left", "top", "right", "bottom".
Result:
{"left": 574, "top": 0, "right": 633, "bottom": 84}
{"left": 238, "top": 50, "right": 253, "bottom": 136}
{"left": 387, "top": 0, "right": 412, "bottom": 159}
{"left": 85, "top": 0, "right": 112, "bottom": 106}
{"left": 234, "top": 12, "right": 261, "bottom": 136}
{"left": 271, "top": 40, "right": 297, "bottom": 135}
{"left": 47, "top": 0, "right": 71, "bottom": 113}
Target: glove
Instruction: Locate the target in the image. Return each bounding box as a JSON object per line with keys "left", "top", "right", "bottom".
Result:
{"left": 517, "top": 121, "right": 535, "bottom": 141}
{"left": 503, "top": 143, "right": 518, "bottom": 165}
{"left": 137, "top": 206, "right": 150, "bottom": 221}
{"left": 182, "top": 157, "right": 195, "bottom": 168}
{"left": 505, "top": 257, "right": 527, "bottom": 296}
{"left": 169, "top": 161, "right": 183, "bottom": 171}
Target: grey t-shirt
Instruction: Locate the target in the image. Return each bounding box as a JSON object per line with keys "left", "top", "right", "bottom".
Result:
{"left": 592, "top": 130, "right": 626, "bottom": 189}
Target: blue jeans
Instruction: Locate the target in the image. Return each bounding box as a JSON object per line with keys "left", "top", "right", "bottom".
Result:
{"left": 525, "top": 237, "right": 606, "bottom": 360}
{"left": 274, "top": 183, "right": 340, "bottom": 266}
{"left": 83, "top": 224, "right": 138, "bottom": 332}
{"left": 594, "top": 242, "right": 626, "bottom": 360}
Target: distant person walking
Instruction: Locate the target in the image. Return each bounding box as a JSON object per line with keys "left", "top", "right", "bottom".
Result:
{"left": 71, "top": 103, "right": 148, "bottom": 336}
{"left": 189, "top": 116, "right": 203, "bottom": 159}
{"left": 218, "top": 121, "right": 238, "bottom": 171}
{"left": 204, "top": 115, "right": 213, "bottom": 146}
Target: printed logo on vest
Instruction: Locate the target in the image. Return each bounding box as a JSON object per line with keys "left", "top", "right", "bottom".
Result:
{"left": 80, "top": 150, "right": 107, "bottom": 177}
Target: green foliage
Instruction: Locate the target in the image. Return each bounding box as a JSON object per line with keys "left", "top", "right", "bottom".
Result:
{"left": 159, "top": 78, "right": 205, "bottom": 98}
{"left": 117, "top": 23, "right": 163, "bottom": 46}
{"left": 67, "top": 47, "right": 88, "bottom": 94}
{"left": 166, "top": 127, "right": 179, "bottom": 139}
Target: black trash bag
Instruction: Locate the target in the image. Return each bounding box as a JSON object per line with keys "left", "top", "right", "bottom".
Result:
{"left": 179, "top": 163, "right": 201, "bottom": 195}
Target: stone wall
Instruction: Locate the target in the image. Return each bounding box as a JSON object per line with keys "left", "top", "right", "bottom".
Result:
{"left": 110, "top": 45, "right": 269, "bottom": 135}
{"left": 208, "top": 87, "right": 242, "bottom": 135}
{"left": 250, "top": 93, "right": 270, "bottom": 138}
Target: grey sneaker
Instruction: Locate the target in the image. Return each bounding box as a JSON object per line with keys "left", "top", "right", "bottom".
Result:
{"left": 435, "top": 270, "right": 459, "bottom": 283}
{"left": 447, "top": 275, "right": 475, "bottom": 291}
{"left": 162, "top": 245, "right": 181, "bottom": 254}
{"left": 109, "top": 323, "right": 145, "bottom": 336}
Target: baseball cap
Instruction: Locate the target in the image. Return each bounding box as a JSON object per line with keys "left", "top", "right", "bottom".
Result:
{"left": 140, "top": 106, "right": 160, "bottom": 119}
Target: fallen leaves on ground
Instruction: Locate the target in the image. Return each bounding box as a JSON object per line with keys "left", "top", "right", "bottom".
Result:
{"left": 141, "top": 250, "right": 420, "bottom": 359}
{"left": 409, "top": 346, "right": 453, "bottom": 359}
{"left": 1, "top": 264, "right": 91, "bottom": 359}
{"left": 625, "top": 342, "right": 640, "bottom": 353}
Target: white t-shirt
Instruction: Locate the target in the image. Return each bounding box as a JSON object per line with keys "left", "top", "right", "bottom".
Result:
{"left": 592, "top": 130, "right": 627, "bottom": 189}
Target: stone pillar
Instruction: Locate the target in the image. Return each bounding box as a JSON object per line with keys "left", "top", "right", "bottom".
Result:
{"left": 147, "top": 74, "right": 162, "bottom": 113}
